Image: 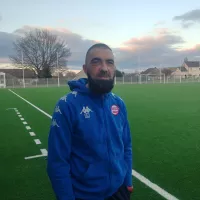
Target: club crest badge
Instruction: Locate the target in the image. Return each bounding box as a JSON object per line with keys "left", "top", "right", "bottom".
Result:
{"left": 111, "top": 105, "right": 119, "bottom": 115}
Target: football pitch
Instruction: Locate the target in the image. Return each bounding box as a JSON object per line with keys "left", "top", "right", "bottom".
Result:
{"left": 1, "top": 83, "right": 200, "bottom": 200}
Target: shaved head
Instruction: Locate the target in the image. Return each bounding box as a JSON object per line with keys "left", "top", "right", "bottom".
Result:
{"left": 85, "top": 43, "right": 112, "bottom": 64}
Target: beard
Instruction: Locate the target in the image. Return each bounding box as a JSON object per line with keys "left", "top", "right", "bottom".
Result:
{"left": 87, "top": 73, "right": 115, "bottom": 95}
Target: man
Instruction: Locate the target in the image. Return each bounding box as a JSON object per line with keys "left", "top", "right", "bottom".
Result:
{"left": 47, "top": 43, "right": 133, "bottom": 200}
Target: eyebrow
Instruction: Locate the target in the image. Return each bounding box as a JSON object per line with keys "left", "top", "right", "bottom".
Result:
{"left": 90, "top": 57, "right": 114, "bottom": 63}
{"left": 91, "top": 57, "right": 101, "bottom": 62}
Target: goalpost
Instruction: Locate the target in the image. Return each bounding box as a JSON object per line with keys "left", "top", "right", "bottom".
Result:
{"left": 140, "top": 73, "right": 166, "bottom": 84}
{"left": 0, "top": 72, "right": 6, "bottom": 88}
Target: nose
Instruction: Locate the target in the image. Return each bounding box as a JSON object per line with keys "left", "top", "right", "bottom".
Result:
{"left": 101, "top": 61, "right": 108, "bottom": 71}
{"left": 99, "top": 63, "right": 110, "bottom": 77}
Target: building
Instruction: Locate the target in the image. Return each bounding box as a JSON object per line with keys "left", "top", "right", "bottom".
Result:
{"left": 52, "top": 68, "right": 81, "bottom": 77}
{"left": 72, "top": 70, "right": 87, "bottom": 80}
{"left": 172, "top": 60, "right": 200, "bottom": 77}
{"left": 141, "top": 67, "right": 161, "bottom": 75}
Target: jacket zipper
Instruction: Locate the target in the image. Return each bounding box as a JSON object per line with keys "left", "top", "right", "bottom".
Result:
{"left": 101, "top": 95, "right": 111, "bottom": 194}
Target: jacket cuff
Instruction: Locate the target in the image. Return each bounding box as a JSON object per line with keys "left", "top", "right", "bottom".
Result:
{"left": 124, "top": 170, "right": 133, "bottom": 186}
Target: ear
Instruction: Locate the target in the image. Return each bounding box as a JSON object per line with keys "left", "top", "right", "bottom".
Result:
{"left": 83, "top": 64, "right": 87, "bottom": 74}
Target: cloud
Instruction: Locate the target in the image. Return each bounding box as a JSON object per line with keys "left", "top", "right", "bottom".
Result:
{"left": 113, "top": 30, "right": 186, "bottom": 69}
{"left": 0, "top": 25, "right": 200, "bottom": 71}
{"left": 173, "top": 9, "right": 200, "bottom": 28}
{"left": 173, "top": 9, "right": 200, "bottom": 22}
{"left": 0, "top": 32, "right": 19, "bottom": 61}
{"left": 182, "top": 22, "right": 194, "bottom": 29}
{"left": 124, "top": 34, "right": 184, "bottom": 48}
{"left": 0, "top": 57, "right": 10, "bottom": 63}
{"left": 179, "top": 44, "right": 200, "bottom": 56}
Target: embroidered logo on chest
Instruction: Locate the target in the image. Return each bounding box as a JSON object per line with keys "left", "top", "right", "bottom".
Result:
{"left": 111, "top": 105, "right": 120, "bottom": 115}
{"left": 80, "top": 106, "right": 93, "bottom": 119}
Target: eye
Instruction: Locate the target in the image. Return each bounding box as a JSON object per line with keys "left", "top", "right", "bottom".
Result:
{"left": 92, "top": 59, "right": 99, "bottom": 63}
{"left": 107, "top": 60, "right": 114, "bottom": 65}
{"left": 91, "top": 58, "right": 101, "bottom": 65}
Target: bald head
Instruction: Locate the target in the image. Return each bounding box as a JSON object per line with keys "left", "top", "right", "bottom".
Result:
{"left": 85, "top": 43, "right": 113, "bottom": 65}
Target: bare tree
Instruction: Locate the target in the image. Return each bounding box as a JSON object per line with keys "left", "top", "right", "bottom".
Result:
{"left": 10, "top": 29, "right": 71, "bottom": 78}
{"left": 162, "top": 68, "right": 173, "bottom": 77}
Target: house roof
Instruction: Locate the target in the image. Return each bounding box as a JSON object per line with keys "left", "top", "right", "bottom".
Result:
{"left": 185, "top": 61, "right": 200, "bottom": 68}
{"left": 72, "top": 69, "right": 87, "bottom": 80}
{"left": 180, "top": 66, "right": 188, "bottom": 72}
{"left": 141, "top": 67, "right": 160, "bottom": 75}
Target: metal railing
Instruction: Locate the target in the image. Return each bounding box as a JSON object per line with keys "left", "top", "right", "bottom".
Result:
{"left": 3, "top": 74, "right": 200, "bottom": 88}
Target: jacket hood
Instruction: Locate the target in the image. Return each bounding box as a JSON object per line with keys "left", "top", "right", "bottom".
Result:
{"left": 68, "top": 78, "right": 90, "bottom": 94}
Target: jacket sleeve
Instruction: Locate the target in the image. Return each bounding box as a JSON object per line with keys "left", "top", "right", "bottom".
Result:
{"left": 122, "top": 102, "right": 133, "bottom": 187}
{"left": 47, "top": 98, "right": 75, "bottom": 200}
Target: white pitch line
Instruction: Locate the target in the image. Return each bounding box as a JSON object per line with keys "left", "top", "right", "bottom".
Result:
{"left": 18, "top": 115, "right": 22, "bottom": 117}
{"left": 24, "top": 154, "right": 46, "bottom": 160}
{"left": 9, "top": 89, "right": 52, "bottom": 119}
{"left": 6, "top": 108, "right": 17, "bottom": 110}
{"left": 23, "top": 121, "right": 28, "bottom": 125}
{"left": 132, "top": 170, "right": 179, "bottom": 200}
{"left": 29, "top": 132, "right": 36, "bottom": 136}
{"left": 8, "top": 89, "right": 179, "bottom": 200}
{"left": 34, "top": 139, "right": 41, "bottom": 145}
{"left": 20, "top": 118, "right": 24, "bottom": 121}
{"left": 26, "top": 126, "right": 31, "bottom": 130}
{"left": 40, "top": 149, "right": 48, "bottom": 156}
{"left": 24, "top": 149, "right": 48, "bottom": 160}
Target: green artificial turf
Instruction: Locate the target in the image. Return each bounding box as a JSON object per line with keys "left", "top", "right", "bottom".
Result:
{"left": 1, "top": 83, "right": 200, "bottom": 200}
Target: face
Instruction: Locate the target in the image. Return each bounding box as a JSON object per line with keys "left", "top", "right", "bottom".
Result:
{"left": 83, "top": 47, "right": 116, "bottom": 94}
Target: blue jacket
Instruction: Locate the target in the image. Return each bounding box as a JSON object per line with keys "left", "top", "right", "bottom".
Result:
{"left": 47, "top": 78, "right": 132, "bottom": 200}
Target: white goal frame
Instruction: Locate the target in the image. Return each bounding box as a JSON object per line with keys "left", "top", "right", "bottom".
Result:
{"left": 140, "top": 73, "right": 166, "bottom": 84}
{"left": 0, "top": 72, "right": 6, "bottom": 88}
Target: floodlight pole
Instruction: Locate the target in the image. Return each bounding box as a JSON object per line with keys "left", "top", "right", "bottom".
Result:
{"left": 57, "top": 52, "right": 60, "bottom": 87}
{"left": 159, "top": 64, "right": 162, "bottom": 83}
{"left": 123, "top": 70, "right": 124, "bottom": 84}
{"left": 21, "top": 51, "right": 25, "bottom": 88}
{"left": 164, "top": 74, "right": 165, "bottom": 84}
{"left": 138, "top": 55, "right": 141, "bottom": 84}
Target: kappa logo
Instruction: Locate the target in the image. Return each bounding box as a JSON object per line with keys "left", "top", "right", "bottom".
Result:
{"left": 52, "top": 119, "right": 59, "bottom": 127}
{"left": 80, "top": 106, "right": 93, "bottom": 119}
{"left": 55, "top": 106, "right": 62, "bottom": 114}
{"left": 72, "top": 91, "right": 78, "bottom": 97}
{"left": 60, "top": 95, "right": 67, "bottom": 102}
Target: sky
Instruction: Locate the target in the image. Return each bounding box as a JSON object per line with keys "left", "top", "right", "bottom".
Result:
{"left": 0, "top": 0, "right": 200, "bottom": 71}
